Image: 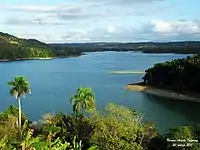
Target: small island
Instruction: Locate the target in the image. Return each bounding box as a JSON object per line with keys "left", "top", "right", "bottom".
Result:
{"left": 126, "top": 54, "right": 200, "bottom": 102}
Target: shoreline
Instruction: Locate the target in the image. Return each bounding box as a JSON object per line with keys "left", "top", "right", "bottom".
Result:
{"left": 0, "top": 55, "right": 82, "bottom": 62}
{"left": 109, "top": 71, "right": 145, "bottom": 74}
{"left": 125, "top": 82, "right": 200, "bottom": 103}
{"left": 0, "top": 57, "right": 54, "bottom": 62}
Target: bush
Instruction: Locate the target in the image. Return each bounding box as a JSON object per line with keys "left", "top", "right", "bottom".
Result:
{"left": 88, "top": 103, "right": 156, "bottom": 150}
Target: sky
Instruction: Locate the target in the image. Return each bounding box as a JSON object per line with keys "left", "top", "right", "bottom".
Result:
{"left": 0, "top": 0, "right": 200, "bottom": 43}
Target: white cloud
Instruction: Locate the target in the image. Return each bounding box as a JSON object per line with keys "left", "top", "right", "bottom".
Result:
{"left": 2, "top": 0, "right": 167, "bottom": 25}
{"left": 6, "top": 20, "right": 200, "bottom": 43}
{"left": 62, "top": 30, "right": 90, "bottom": 42}
{"left": 9, "top": 5, "right": 56, "bottom": 12}
{"left": 151, "top": 20, "right": 200, "bottom": 34}
{"left": 3, "top": 3, "right": 109, "bottom": 25}
{"left": 6, "top": 3, "right": 96, "bottom": 13}
{"left": 5, "top": 15, "right": 67, "bottom": 25}
{"left": 84, "top": 0, "right": 164, "bottom": 5}
{"left": 107, "top": 26, "right": 116, "bottom": 33}
{"left": 2, "top": 0, "right": 200, "bottom": 42}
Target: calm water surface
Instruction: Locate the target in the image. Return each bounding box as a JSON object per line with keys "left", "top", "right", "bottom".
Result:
{"left": 0, "top": 52, "right": 199, "bottom": 133}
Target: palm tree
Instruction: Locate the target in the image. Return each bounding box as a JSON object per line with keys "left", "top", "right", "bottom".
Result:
{"left": 8, "top": 76, "right": 31, "bottom": 130}
{"left": 70, "top": 87, "right": 96, "bottom": 116}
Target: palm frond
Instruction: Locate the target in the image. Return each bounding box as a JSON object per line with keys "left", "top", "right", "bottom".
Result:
{"left": 70, "top": 87, "right": 96, "bottom": 115}
{"left": 10, "top": 87, "right": 18, "bottom": 97}
{"left": 8, "top": 76, "right": 31, "bottom": 99}
{"left": 8, "top": 81, "right": 15, "bottom": 86}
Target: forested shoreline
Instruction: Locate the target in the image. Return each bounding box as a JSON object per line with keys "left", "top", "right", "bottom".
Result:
{"left": 143, "top": 54, "right": 200, "bottom": 93}
{"left": 0, "top": 32, "right": 82, "bottom": 61}
{"left": 1, "top": 31, "right": 200, "bottom": 62}
{"left": 51, "top": 41, "right": 200, "bottom": 54}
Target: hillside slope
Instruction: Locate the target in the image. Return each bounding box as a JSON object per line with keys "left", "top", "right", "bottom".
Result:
{"left": 0, "top": 32, "right": 82, "bottom": 61}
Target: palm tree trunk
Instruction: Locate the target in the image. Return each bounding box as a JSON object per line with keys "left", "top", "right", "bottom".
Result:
{"left": 17, "top": 97, "right": 22, "bottom": 130}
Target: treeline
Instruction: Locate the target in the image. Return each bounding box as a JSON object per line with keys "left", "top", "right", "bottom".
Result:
{"left": 2, "top": 31, "right": 200, "bottom": 61}
{"left": 51, "top": 41, "right": 200, "bottom": 54}
{"left": 141, "top": 41, "right": 200, "bottom": 54}
{"left": 0, "top": 32, "right": 82, "bottom": 60}
{"left": 1, "top": 76, "right": 200, "bottom": 149}
{"left": 143, "top": 54, "right": 200, "bottom": 92}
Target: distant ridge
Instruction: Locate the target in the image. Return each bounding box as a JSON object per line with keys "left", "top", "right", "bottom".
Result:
{"left": 50, "top": 41, "right": 200, "bottom": 54}
{"left": 0, "top": 32, "right": 82, "bottom": 61}
{"left": 1, "top": 31, "right": 200, "bottom": 62}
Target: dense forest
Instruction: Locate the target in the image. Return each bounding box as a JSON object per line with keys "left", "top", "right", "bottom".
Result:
{"left": 0, "top": 76, "right": 200, "bottom": 149}
{"left": 0, "top": 32, "right": 82, "bottom": 61}
{"left": 143, "top": 54, "right": 200, "bottom": 92}
{"left": 140, "top": 42, "right": 200, "bottom": 54}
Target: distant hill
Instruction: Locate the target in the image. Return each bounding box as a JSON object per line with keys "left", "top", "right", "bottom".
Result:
{"left": 50, "top": 41, "right": 200, "bottom": 54}
{"left": 1, "top": 31, "right": 200, "bottom": 61}
{"left": 0, "top": 32, "right": 82, "bottom": 61}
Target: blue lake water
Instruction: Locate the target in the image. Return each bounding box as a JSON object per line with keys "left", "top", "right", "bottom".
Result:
{"left": 0, "top": 51, "right": 200, "bottom": 133}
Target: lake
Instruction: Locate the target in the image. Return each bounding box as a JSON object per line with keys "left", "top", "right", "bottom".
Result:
{"left": 0, "top": 51, "right": 200, "bottom": 133}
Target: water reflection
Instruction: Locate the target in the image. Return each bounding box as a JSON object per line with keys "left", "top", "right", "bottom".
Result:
{"left": 143, "top": 93, "right": 200, "bottom": 124}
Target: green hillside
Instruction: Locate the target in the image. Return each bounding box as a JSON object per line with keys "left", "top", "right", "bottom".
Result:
{"left": 0, "top": 32, "right": 82, "bottom": 61}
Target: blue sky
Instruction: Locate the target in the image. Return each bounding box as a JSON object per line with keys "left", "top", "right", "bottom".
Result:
{"left": 1, "top": 0, "right": 200, "bottom": 43}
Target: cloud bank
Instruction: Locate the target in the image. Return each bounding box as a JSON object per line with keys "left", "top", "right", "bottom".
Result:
{"left": 1, "top": 0, "right": 200, "bottom": 43}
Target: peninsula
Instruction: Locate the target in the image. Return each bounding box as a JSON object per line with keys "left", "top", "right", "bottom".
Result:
{"left": 126, "top": 54, "right": 200, "bottom": 102}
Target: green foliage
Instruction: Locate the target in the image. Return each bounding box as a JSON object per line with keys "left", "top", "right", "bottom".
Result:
{"left": 8, "top": 76, "right": 31, "bottom": 98}
{"left": 165, "top": 126, "right": 193, "bottom": 140}
{"left": 1, "top": 103, "right": 200, "bottom": 150}
{"left": 32, "top": 137, "right": 71, "bottom": 150}
{"left": 0, "top": 117, "right": 72, "bottom": 149}
{"left": 3, "top": 105, "right": 27, "bottom": 121}
{"left": 143, "top": 54, "right": 200, "bottom": 92}
{"left": 0, "top": 32, "right": 83, "bottom": 60}
{"left": 88, "top": 103, "right": 154, "bottom": 150}
{"left": 87, "top": 145, "right": 98, "bottom": 150}
{"left": 71, "top": 136, "right": 83, "bottom": 150}
{"left": 0, "top": 135, "right": 8, "bottom": 149}
{"left": 0, "top": 114, "right": 19, "bottom": 140}
{"left": 8, "top": 76, "right": 31, "bottom": 130}
{"left": 70, "top": 87, "right": 96, "bottom": 116}
{"left": 163, "top": 126, "right": 200, "bottom": 150}
{"left": 19, "top": 119, "right": 40, "bottom": 149}
{"left": 3, "top": 82, "right": 200, "bottom": 150}
{"left": 39, "top": 113, "right": 94, "bottom": 149}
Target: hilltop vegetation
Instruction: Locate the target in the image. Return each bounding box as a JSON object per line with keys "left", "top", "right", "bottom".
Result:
{"left": 0, "top": 32, "right": 82, "bottom": 61}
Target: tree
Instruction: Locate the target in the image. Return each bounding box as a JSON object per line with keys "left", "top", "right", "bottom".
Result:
{"left": 142, "top": 54, "right": 200, "bottom": 92}
{"left": 88, "top": 103, "right": 147, "bottom": 150}
{"left": 8, "top": 76, "right": 31, "bottom": 130}
{"left": 163, "top": 126, "right": 200, "bottom": 150}
{"left": 70, "top": 87, "right": 96, "bottom": 117}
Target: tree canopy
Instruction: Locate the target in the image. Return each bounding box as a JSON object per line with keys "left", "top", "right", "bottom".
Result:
{"left": 143, "top": 54, "right": 200, "bottom": 92}
{"left": 0, "top": 32, "right": 82, "bottom": 60}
